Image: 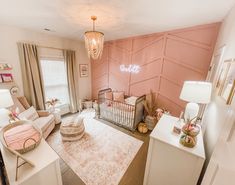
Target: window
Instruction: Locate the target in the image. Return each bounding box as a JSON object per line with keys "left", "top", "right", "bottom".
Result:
{"left": 40, "top": 59, "right": 69, "bottom": 109}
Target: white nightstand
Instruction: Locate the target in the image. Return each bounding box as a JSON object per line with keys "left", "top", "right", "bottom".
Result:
{"left": 144, "top": 114, "right": 205, "bottom": 185}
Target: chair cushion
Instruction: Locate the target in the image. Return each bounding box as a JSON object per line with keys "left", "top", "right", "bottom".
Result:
{"left": 33, "top": 114, "right": 55, "bottom": 132}
{"left": 18, "top": 106, "right": 39, "bottom": 121}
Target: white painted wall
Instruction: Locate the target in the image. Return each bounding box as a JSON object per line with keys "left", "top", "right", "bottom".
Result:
{"left": 203, "top": 4, "right": 235, "bottom": 163}
{"left": 0, "top": 24, "right": 91, "bottom": 100}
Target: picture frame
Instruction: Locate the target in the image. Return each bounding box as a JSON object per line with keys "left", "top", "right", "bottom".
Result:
{"left": 1, "top": 73, "right": 13, "bottom": 83}
{"left": 226, "top": 80, "right": 235, "bottom": 105}
{"left": 216, "top": 59, "right": 232, "bottom": 95}
{"left": 216, "top": 59, "right": 235, "bottom": 104}
{"left": 79, "top": 64, "right": 89, "bottom": 77}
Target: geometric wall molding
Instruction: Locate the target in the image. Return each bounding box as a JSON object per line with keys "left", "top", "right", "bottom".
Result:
{"left": 91, "top": 22, "right": 220, "bottom": 116}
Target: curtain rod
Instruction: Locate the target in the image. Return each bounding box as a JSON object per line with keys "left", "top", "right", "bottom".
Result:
{"left": 39, "top": 45, "right": 66, "bottom": 51}
{"left": 39, "top": 45, "right": 63, "bottom": 50}
{"left": 39, "top": 45, "right": 76, "bottom": 53}
{"left": 18, "top": 42, "right": 76, "bottom": 52}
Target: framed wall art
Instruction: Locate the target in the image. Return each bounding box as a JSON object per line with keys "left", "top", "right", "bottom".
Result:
{"left": 79, "top": 64, "right": 89, "bottom": 77}
{"left": 226, "top": 80, "right": 235, "bottom": 105}
{"left": 216, "top": 59, "right": 235, "bottom": 104}
{"left": 216, "top": 59, "right": 232, "bottom": 95}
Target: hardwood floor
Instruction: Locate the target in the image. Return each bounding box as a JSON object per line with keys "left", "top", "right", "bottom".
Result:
{"left": 49, "top": 112, "right": 150, "bottom": 185}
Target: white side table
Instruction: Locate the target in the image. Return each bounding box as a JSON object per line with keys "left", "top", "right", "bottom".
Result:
{"left": 52, "top": 109, "right": 61, "bottom": 124}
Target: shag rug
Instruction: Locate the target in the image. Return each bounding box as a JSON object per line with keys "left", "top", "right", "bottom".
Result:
{"left": 47, "top": 110, "right": 143, "bottom": 185}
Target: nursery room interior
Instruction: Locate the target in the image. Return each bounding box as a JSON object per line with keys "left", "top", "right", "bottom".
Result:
{"left": 0, "top": 0, "right": 235, "bottom": 185}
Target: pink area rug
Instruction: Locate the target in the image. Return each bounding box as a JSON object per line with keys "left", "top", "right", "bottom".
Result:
{"left": 47, "top": 112, "right": 143, "bottom": 185}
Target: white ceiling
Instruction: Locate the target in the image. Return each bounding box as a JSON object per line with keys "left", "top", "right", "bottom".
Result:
{"left": 0, "top": 0, "right": 235, "bottom": 41}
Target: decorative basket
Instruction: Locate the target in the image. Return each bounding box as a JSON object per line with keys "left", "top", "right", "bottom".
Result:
{"left": 145, "top": 115, "right": 157, "bottom": 130}
{"left": 0, "top": 120, "right": 42, "bottom": 154}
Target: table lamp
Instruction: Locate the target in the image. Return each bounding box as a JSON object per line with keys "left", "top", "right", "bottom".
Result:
{"left": 180, "top": 81, "right": 212, "bottom": 121}
{"left": 0, "top": 89, "right": 14, "bottom": 126}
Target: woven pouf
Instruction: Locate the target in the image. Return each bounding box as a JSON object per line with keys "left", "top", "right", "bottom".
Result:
{"left": 60, "top": 116, "right": 85, "bottom": 141}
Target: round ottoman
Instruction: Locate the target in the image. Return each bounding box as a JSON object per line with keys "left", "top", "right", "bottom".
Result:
{"left": 60, "top": 116, "right": 85, "bottom": 141}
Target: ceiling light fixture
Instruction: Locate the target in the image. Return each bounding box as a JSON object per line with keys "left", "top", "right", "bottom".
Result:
{"left": 44, "top": 28, "right": 55, "bottom": 32}
{"left": 84, "top": 16, "right": 104, "bottom": 60}
{"left": 44, "top": 28, "right": 51, "bottom": 31}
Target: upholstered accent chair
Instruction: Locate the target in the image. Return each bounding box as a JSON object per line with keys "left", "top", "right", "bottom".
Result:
{"left": 11, "top": 96, "right": 56, "bottom": 139}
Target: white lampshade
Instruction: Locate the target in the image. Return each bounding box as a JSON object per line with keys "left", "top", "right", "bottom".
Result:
{"left": 180, "top": 81, "right": 212, "bottom": 104}
{"left": 0, "top": 89, "right": 14, "bottom": 108}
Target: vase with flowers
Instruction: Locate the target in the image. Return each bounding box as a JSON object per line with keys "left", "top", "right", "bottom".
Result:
{"left": 144, "top": 90, "right": 158, "bottom": 130}
{"left": 45, "top": 98, "right": 60, "bottom": 113}
{"left": 180, "top": 117, "right": 200, "bottom": 148}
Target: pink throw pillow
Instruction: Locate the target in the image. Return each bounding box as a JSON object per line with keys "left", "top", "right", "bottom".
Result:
{"left": 104, "top": 91, "right": 113, "bottom": 100}
{"left": 113, "top": 91, "right": 125, "bottom": 102}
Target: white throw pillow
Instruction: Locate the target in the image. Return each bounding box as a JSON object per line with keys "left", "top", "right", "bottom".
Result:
{"left": 18, "top": 106, "right": 39, "bottom": 121}
{"left": 125, "top": 96, "right": 138, "bottom": 106}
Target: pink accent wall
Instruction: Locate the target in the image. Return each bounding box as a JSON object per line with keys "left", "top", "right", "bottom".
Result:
{"left": 91, "top": 23, "right": 220, "bottom": 116}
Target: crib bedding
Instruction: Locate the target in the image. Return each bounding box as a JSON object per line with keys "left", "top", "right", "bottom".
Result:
{"left": 101, "top": 100, "right": 135, "bottom": 111}
{"left": 99, "top": 101, "right": 135, "bottom": 130}
{"left": 98, "top": 88, "right": 145, "bottom": 131}
{"left": 100, "top": 103, "right": 135, "bottom": 118}
{"left": 100, "top": 109, "right": 134, "bottom": 128}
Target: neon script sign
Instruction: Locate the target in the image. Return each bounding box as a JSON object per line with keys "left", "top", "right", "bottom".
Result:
{"left": 119, "top": 64, "right": 140, "bottom": 74}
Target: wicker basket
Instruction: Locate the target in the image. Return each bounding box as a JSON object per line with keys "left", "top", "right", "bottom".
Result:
{"left": 0, "top": 120, "right": 42, "bottom": 154}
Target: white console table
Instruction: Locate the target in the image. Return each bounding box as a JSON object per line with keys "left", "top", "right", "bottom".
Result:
{"left": 144, "top": 114, "right": 205, "bottom": 185}
{"left": 0, "top": 139, "right": 62, "bottom": 185}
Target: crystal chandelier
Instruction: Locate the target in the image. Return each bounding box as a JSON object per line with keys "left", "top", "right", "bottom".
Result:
{"left": 84, "top": 16, "right": 104, "bottom": 60}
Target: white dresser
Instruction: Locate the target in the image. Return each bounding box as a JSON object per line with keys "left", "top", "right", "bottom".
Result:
{"left": 0, "top": 139, "right": 62, "bottom": 185}
{"left": 144, "top": 114, "right": 205, "bottom": 185}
